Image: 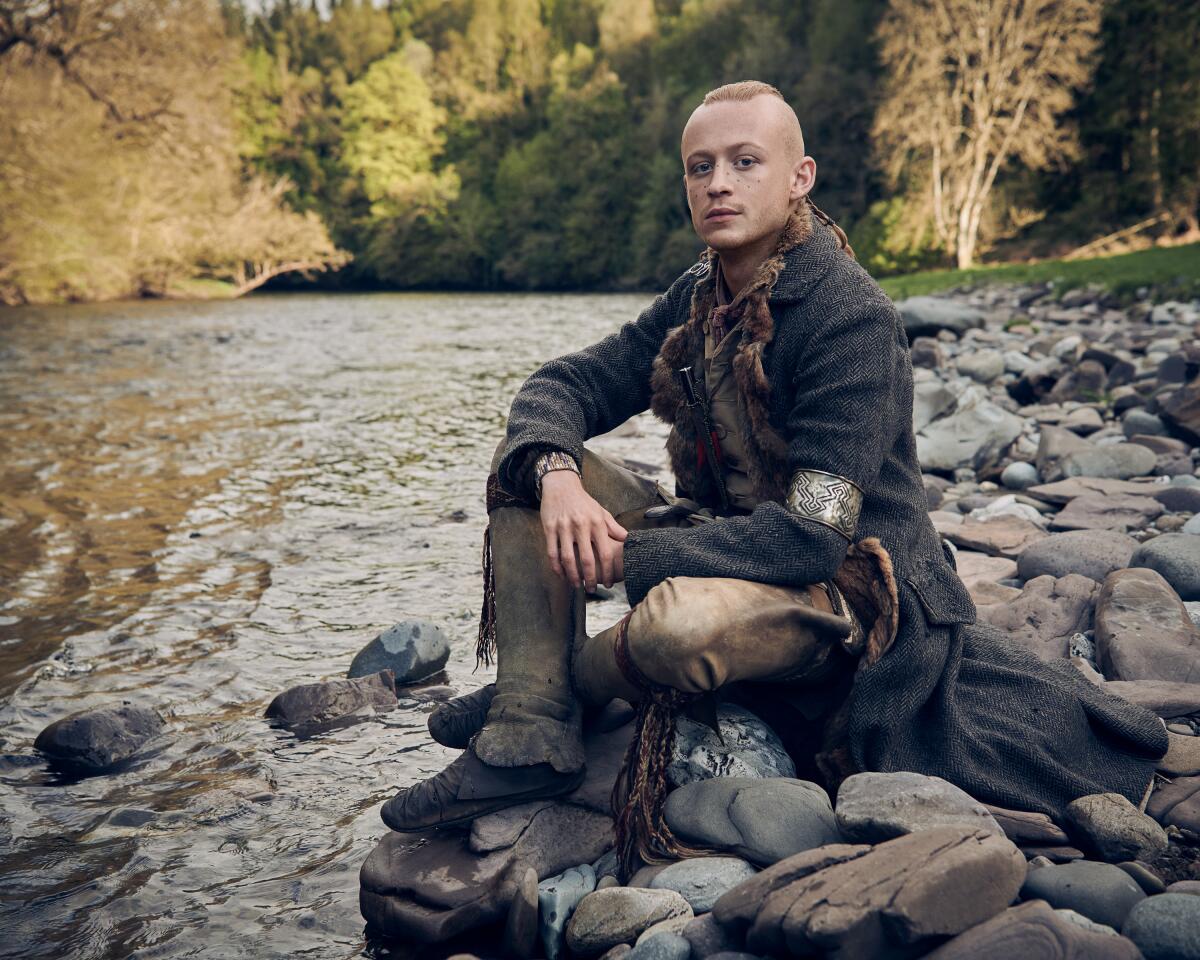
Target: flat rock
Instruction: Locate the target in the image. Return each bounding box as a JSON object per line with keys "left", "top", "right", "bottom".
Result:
{"left": 899, "top": 295, "right": 986, "bottom": 337}
{"left": 1122, "top": 893, "right": 1200, "bottom": 960}
{"left": 977, "top": 574, "right": 1098, "bottom": 660}
{"left": 1065, "top": 793, "right": 1168, "bottom": 863}
{"left": 835, "top": 771, "right": 1003, "bottom": 842}
{"left": 565, "top": 888, "right": 692, "bottom": 957}
{"left": 1017, "top": 530, "right": 1140, "bottom": 583}
{"left": 348, "top": 620, "right": 450, "bottom": 684}
{"left": 922, "top": 899, "right": 1142, "bottom": 959}
{"left": 1147, "top": 775, "right": 1200, "bottom": 832}
{"left": 1160, "top": 732, "right": 1200, "bottom": 777}
{"left": 265, "top": 670, "right": 396, "bottom": 728}
{"left": 1103, "top": 680, "right": 1200, "bottom": 718}
{"left": 954, "top": 551, "right": 1019, "bottom": 590}
{"left": 917, "top": 391, "right": 1025, "bottom": 473}
{"left": 539, "top": 864, "right": 596, "bottom": 960}
{"left": 34, "top": 702, "right": 164, "bottom": 772}
{"left": 648, "top": 857, "right": 757, "bottom": 914}
{"left": 1021, "top": 861, "right": 1147, "bottom": 929}
{"left": 668, "top": 703, "right": 794, "bottom": 787}
{"left": 942, "top": 515, "right": 1048, "bottom": 558}
{"left": 1094, "top": 568, "right": 1200, "bottom": 682}
{"left": 663, "top": 777, "right": 841, "bottom": 867}
{"left": 1027, "top": 477, "right": 1169, "bottom": 505}
{"left": 982, "top": 804, "right": 1071, "bottom": 846}
{"left": 1130, "top": 534, "right": 1200, "bottom": 601}
{"left": 1060, "top": 444, "right": 1158, "bottom": 480}
{"left": 914, "top": 379, "right": 958, "bottom": 432}
{"left": 743, "top": 827, "right": 1027, "bottom": 957}
{"left": 1049, "top": 494, "right": 1164, "bottom": 532}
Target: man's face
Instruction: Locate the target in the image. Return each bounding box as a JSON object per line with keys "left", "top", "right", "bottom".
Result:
{"left": 680, "top": 95, "right": 815, "bottom": 254}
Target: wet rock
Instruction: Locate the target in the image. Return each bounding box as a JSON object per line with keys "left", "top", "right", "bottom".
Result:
{"left": 743, "top": 827, "right": 1026, "bottom": 957}
{"left": 626, "top": 933, "right": 690, "bottom": 960}
{"left": 1103, "top": 680, "right": 1200, "bottom": 718}
{"left": 835, "top": 771, "right": 1003, "bottom": 843}
{"left": 982, "top": 804, "right": 1071, "bottom": 846}
{"left": 1016, "top": 530, "right": 1139, "bottom": 583}
{"left": 1122, "top": 893, "right": 1200, "bottom": 960}
{"left": 917, "top": 389, "right": 1024, "bottom": 473}
{"left": 941, "top": 515, "right": 1048, "bottom": 558}
{"left": 681, "top": 913, "right": 741, "bottom": 958}
{"left": 348, "top": 620, "right": 450, "bottom": 684}
{"left": 538, "top": 864, "right": 596, "bottom": 960}
{"left": 663, "top": 777, "right": 841, "bottom": 867}
{"left": 504, "top": 867, "right": 539, "bottom": 959}
{"left": 1094, "top": 568, "right": 1200, "bottom": 682}
{"left": 898, "top": 296, "right": 986, "bottom": 337}
{"left": 1020, "top": 861, "right": 1147, "bottom": 929}
{"left": 1059, "top": 443, "right": 1158, "bottom": 480}
{"left": 922, "top": 900, "right": 1142, "bottom": 959}
{"left": 648, "top": 857, "right": 757, "bottom": 914}
{"left": 34, "top": 702, "right": 164, "bottom": 772}
{"left": 668, "top": 703, "right": 794, "bottom": 787}
{"left": 1065, "top": 793, "right": 1168, "bottom": 863}
{"left": 977, "top": 574, "right": 1098, "bottom": 660}
{"left": 1147, "top": 775, "right": 1200, "bottom": 832}
{"left": 1049, "top": 494, "right": 1164, "bottom": 532}
{"left": 565, "top": 888, "right": 692, "bottom": 957}
{"left": 1130, "top": 534, "right": 1200, "bottom": 601}
{"left": 265, "top": 670, "right": 396, "bottom": 728}
{"left": 1160, "top": 732, "right": 1200, "bottom": 777}
{"left": 1002, "top": 461, "right": 1041, "bottom": 490}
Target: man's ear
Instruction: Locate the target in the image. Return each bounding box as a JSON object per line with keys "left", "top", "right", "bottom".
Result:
{"left": 789, "top": 155, "right": 817, "bottom": 203}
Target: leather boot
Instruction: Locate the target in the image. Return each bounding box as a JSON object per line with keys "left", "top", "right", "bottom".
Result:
{"left": 427, "top": 684, "right": 496, "bottom": 749}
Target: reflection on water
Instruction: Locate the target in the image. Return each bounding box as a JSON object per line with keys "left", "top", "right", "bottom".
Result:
{"left": 0, "top": 292, "right": 661, "bottom": 959}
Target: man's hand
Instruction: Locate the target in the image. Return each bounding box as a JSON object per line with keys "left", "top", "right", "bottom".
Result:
{"left": 539, "top": 470, "right": 627, "bottom": 590}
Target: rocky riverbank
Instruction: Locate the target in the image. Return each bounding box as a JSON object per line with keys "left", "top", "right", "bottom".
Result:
{"left": 27, "top": 283, "right": 1200, "bottom": 957}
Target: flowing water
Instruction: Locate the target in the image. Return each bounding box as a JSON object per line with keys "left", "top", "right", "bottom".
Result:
{"left": 0, "top": 292, "right": 670, "bottom": 960}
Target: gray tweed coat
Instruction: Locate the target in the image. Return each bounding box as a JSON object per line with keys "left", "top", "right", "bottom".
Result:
{"left": 497, "top": 215, "right": 1167, "bottom": 819}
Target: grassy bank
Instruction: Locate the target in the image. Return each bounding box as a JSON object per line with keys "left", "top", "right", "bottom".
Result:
{"left": 878, "top": 242, "right": 1200, "bottom": 302}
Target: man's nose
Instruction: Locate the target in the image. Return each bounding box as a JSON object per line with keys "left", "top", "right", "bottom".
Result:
{"left": 706, "top": 160, "right": 734, "bottom": 195}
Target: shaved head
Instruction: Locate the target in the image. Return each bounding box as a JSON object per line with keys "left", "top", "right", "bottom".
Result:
{"left": 693, "top": 81, "right": 806, "bottom": 162}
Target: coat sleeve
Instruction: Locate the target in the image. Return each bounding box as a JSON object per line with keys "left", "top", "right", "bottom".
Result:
{"left": 497, "top": 271, "right": 696, "bottom": 499}
{"left": 622, "top": 294, "right": 906, "bottom": 607}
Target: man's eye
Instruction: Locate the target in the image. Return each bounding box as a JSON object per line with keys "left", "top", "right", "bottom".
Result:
{"left": 736, "top": 157, "right": 757, "bottom": 168}
{"left": 691, "top": 162, "right": 712, "bottom": 175}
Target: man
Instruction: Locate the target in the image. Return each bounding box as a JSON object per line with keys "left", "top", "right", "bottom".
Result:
{"left": 382, "top": 82, "right": 1167, "bottom": 861}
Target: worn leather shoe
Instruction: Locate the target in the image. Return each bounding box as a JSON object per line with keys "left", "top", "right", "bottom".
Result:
{"left": 427, "top": 684, "right": 496, "bottom": 749}
{"left": 380, "top": 748, "right": 585, "bottom": 833}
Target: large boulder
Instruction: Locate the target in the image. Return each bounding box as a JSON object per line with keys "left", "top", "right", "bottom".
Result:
{"left": 977, "top": 574, "right": 1098, "bottom": 660}
{"left": 1130, "top": 533, "right": 1200, "bottom": 601}
{"left": 1094, "top": 568, "right": 1200, "bottom": 682}
{"left": 923, "top": 900, "right": 1142, "bottom": 959}
{"left": 663, "top": 777, "right": 841, "bottom": 867}
{"left": 740, "top": 827, "right": 1026, "bottom": 958}
{"left": 835, "top": 771, "right": 1003, "bottom": 842}
{"left": 1102, "top": 680, "right": 1200, "bottom": 718}
{"left": 1147, "top": 774, "right": 1200, "bottom": 833}
{"left": 34, "top": 702, "right": 164, "bottom": 772}
{"left": 917, "top": 388, "right": 1024, "bottom": 473}
{"left": 1016, "top": 530, "right": 1139, "bottom": 583}
{"left": 898, "top": 296, "right": 986, "bottom": 337}
{"left": 348, "top": 620, "right": 450, "bottom": 684}
{"left": 265, "top": 670, "right": 397, "bottom": 728}
{"left": 914, "top": 379, "right": 958, "bottom": 433}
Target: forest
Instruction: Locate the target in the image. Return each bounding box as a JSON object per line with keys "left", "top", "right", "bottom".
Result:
{"left": 1, "top": 0, "right": 1197, "bottom": 303}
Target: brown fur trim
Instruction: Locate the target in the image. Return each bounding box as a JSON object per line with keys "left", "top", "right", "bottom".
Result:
{"left": 649, "top": 204, "right": 812, "bottom": 504}
{"left": 832, "top": 537, "right": 901, "bottom": 668}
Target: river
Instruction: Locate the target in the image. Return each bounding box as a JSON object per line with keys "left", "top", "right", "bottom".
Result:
{"left": 0, "top": 292, "right": 671, "bottom": 960}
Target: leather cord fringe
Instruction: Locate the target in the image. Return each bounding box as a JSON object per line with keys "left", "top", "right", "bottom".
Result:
{"left": 609, "top": 612, "right": 716, "bottom": 880}
{"left": 476, "top": 473, "right": 534, "bottom": 669}
{"left": 806, "top": 196, "right": 855, "bottom": 260}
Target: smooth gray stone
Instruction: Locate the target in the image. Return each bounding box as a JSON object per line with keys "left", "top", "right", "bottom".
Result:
{"left": 1020, "top": 861, "right": 1147, "bottom": 929}
{"left": 663, "top": 777, "right": 840, "bottom": 867}
{"left": 1002, "top": 461, "right": 1040, "bottom": 490}
{"left": 1016, "top": 530, "right": 1139, "bottom": 582}
{"left": 539, "top": 864, "right": 597, "bottom": 960}
{"left": 1122, "top": 893, "right": 1200, "bottom": 960}
{"left": 265, "top": 670, "right": 396, "bottom": 728}
{"left": 1154, "top": 486, "right": 1200, "bottom": 514}
{"left": 917, "top": 389, "right": 1025, "bottom": 472}
{"left": 1094, "top": 568, "right": 1200, "bottom": 682}
{"left": 566, "top": 888, "right": 692, "bottom": 956}
{"left": 34, "top": 702, "right": 164, "bottom": 771}
{"left": 1065, "top": 793, "right": 1168, "bottom": 863}
{"left": 347, "top": 620, "right": 449, "bottom": 684}
{"left": 627, "top": 933, "right": 690, "bottom": 960}
{"left": 1186, "top": 516, "right": 1200, "bottom": 535}
{"left": 958, "top": 349, "right": 1006, "bottom": 383}
{"left": 914, "top": 379, "right": 957, "bottom": 432}
{"left": 1117, "top": 861, "right": 1167, "bottom": 895}
{"left": 1060, "top": 444, "right": 1158, "bottom": 480}
{"left": 649, "top": 857, "right": 758, "bottom": 913}
{"left": 669, "top": 704, "right": 794, "bottom": 787}
{"left": 1125, "top": 409, "right": 1169, "bottom": 438}
{"left": 835, "top": 771, "right": 1002, "bottom": 843}
{"left": 898, "top": 295, "right": 986, "bottom": 337}
{"left": 681, "top": 913, "right": 741, "bottom": 958}
{"left": 1130, "top": 534, "right": 1200, "bottom": 601}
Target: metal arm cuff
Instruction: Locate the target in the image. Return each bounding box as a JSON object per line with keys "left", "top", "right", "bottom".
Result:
{"left": 533, "top": 450, "right": 581, "bottom": 499}
{"left": 784, "top": 468, "right": 863, "bottom": 540}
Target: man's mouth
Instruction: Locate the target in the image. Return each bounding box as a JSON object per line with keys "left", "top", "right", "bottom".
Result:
{"left": 706, "top": 208, "right": 738, "bottom": 221}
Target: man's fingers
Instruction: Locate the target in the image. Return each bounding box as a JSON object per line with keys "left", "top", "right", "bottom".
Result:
{"left": 577, "top": 528, "right": 598, "bottom": 591}
{"left": 591, "top": 529, "right": 615, "bottom": 588}
{"left": 544, "top": 521, "right": 562, "bottom": 577}
{"left": 605, "top": 513, "right": 628, "bottom": 541}
{"left": 559, "top": 528, "right": 581, "bottom": 586}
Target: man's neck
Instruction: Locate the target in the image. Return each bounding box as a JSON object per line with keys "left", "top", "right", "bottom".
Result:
{"left": 715, "top": 229, "right": 783, "bottom": 300}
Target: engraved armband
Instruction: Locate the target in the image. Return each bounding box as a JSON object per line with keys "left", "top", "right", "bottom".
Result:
{"left": 533, "top": 450, "right": 581, "bottom": 499}
{"left": 784, "top": 468, "right": 863, "bottom": 540}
